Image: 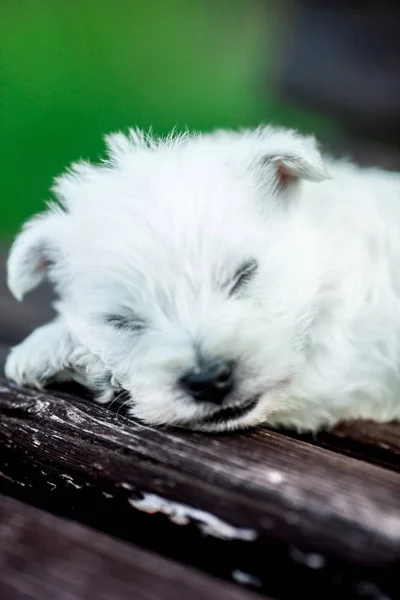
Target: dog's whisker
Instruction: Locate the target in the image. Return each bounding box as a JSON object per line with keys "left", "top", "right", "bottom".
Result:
{"left": 116, "top": 395, "right": 133, "bottom": 416}
{"left": 112, "top": 389, "right": 130, "bottom": 407}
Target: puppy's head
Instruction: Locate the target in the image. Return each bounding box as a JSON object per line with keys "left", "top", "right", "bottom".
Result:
{"left": 8, "top": 127, "right": 329, "bottom": 431}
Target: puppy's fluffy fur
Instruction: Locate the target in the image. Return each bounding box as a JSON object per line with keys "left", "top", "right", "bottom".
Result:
{"left": 5, "top": 126, "right": 400, "bottom": 431}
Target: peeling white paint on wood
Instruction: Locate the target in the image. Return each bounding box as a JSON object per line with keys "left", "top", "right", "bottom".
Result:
{"left": 120, "top": 482, "right": 133, "bottom": 490}
{"left": 50, "top": 414, "right": 64, "bottom": 423}
{"left": 65, "top": 409, "right": 85, "bottom": 425}
{"left": 232, "top": 569, "right": 262, "bottom": 587}
{"left": 23, "top": 398, "right": 50, "bottom": 412}
{"left": 60, "top": 474, "right": 83, "bottom": 489}
{"left": 266, "top": 470, "right": 284, "bottom": 484}
{"left": 290, "top": 546, "right": 327, "bottom": 569}
{"left": 0, "top": 471, "right": 25, "bottom": 486}
{"left": 129, "top": 493, "right": 258, "bottom": 541}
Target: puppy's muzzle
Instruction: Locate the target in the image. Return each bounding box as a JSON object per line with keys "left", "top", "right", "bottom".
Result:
{"left": 180, "top": 361, "right": 234, "bottom": 405}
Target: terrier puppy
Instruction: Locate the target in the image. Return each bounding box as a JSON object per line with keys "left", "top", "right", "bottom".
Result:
{"left": 5, "top": 127, "right": 400, "bottom": 431}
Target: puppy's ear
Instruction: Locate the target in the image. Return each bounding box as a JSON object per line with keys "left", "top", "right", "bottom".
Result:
{"left": 7, "top": 211, "right": 62, "bottom": 301}
{"left": 255, "top": 127, "right": 330, "bottom": 192}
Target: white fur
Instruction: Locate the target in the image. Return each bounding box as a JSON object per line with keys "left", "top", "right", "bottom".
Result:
{"left": 5, "top": 126, "right": 400, "bottom": 432}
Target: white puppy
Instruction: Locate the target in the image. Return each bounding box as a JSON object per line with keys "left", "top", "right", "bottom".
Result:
{"left": 5, "top": 126, "right": 400, "bottom": 432}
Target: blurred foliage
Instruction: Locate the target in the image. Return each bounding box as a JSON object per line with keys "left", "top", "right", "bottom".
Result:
{"left": 0, "top": 0, "right": 331, "bottom": 236}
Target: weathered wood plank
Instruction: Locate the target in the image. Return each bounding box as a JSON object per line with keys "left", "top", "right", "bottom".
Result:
{"left": 0, "top": 493, "right": 263, "bottom": 600}
{"left": 1, "top": 344, "right": 399, "bottom": 477}
{"left": 0, "top": 381, "right": 398, "bottom": 599}
{"left": 299, "top": 420, "right": 400, "bottom": 473}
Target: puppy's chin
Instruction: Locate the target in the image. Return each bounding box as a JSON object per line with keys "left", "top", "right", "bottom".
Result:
{"left": 185, "top": 393, "right": 281, "bottom": 432}
{"left": 183, "top": 378, "right": 291, "bottom": 432}
{"left": 183, "top": 395, "right": 262, "bottom": 432}
{"left": 127, "top": 384, "right": 286, "bottom": 432}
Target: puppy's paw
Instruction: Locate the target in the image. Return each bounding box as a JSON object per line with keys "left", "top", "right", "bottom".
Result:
{"left": 5, "top": 320, "right": 124, "bottom": 406}
{"left": 5, "top": 319, "right": 76, "bottom": 389}
{"left": 68, "top": 347, "right": 123, "bottom": 404}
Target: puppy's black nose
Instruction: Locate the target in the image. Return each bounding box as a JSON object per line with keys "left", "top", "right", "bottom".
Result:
{"left": 181, "top": 362, "right": 234, "bottom": 404}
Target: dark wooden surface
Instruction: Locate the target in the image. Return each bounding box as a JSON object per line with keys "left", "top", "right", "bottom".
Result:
{"left": 0, "top": 252, "right": 400, "bottom": 599}
{"left": 0, "top": 493, "right": 263, "bottom": 600}
{"left": 298, "top": 420, "right": 400, "bottom": 474}
{"left": 0, "top": 379, "right": 399, "bottom": 599}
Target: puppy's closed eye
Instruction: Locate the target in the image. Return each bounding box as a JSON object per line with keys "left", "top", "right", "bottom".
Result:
{"left": 104, "top": 313, "right": 146, "bottom": 332}
{"left": 229, "top": 259, "right": 258, "bottom": 296}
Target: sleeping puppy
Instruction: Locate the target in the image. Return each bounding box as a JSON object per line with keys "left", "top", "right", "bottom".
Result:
{"left": 5, "top": 126, "right": 400, "bottom": 431}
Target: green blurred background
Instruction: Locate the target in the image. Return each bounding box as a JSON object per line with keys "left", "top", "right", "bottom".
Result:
{"left": 0, "top": 0, "right": 332, "bottom": 239}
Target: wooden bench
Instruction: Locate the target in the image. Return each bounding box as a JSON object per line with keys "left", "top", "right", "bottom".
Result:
{"left": 0, "top": 253, "right": 399, "bottom": 600}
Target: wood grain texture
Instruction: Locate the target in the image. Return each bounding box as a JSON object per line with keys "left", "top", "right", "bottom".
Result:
{"left": 0, "top": 381, "right": 398, "bottom": 599}
{"left": 0, "top": 493, "right": 263, "bottom": 600}
{"left": 301, "top": 420, "right": 400, "bottom": 473}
